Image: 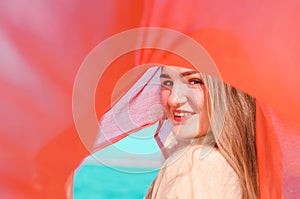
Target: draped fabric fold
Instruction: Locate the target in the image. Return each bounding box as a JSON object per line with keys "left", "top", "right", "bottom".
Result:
{"left": 0, "top": 0, "right": 299, "bottom": 198}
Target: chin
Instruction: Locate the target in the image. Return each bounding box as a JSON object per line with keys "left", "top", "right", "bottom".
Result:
{"left": 172, "top": 124, "right": 200, "bottom": 140}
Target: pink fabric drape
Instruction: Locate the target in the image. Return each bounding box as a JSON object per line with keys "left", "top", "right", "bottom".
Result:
{"left": 0, "top": 0, "right": 299, "bottom": 198}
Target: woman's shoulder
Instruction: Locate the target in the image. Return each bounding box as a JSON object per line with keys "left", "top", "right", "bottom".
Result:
{"left": 146, "top": 144, "right": 242, "bottom": 198}
{"left": 189, "top": 145, "right": 242, "bottom": 198}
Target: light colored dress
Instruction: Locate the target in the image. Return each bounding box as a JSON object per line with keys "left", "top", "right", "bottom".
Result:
{"left": 145, "top": 134, "right": 242, "bottom": 199}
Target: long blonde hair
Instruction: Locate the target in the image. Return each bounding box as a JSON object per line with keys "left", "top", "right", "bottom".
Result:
{"left": 202, "top": 74, "right": 258, "bottom": 198}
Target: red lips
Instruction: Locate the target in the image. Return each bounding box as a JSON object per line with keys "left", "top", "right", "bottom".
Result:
{"left": 172, "top": 109, "right": 195, "bottom": 122}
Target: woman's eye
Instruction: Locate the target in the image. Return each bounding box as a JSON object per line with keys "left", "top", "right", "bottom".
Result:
{"left": 161, "top": 80, "right": 173, "bottom": 87}
{"left": 189, "top": 79, "right": 204, "bottom": 85}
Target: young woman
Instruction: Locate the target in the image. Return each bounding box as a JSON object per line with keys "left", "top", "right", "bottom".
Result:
{"left": 145, "top": 66, "right": 258, "bottom": 198}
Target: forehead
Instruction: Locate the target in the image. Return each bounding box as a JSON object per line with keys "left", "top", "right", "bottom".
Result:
{"left": 161, "top": 66, "right": 198, "bottom": 74}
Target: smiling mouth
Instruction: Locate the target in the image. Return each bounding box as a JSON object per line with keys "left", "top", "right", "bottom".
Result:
{"left": 173, "top": 111, "right": 195, "bottom": 122}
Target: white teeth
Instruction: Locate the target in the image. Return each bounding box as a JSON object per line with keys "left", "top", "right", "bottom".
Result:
{"left": 173, "top": 112, "right": 192, "bottom": 117}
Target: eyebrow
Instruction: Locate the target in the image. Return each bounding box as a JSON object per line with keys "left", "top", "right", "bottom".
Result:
{"left": 160, "top": 74, "right": 170, "bottom": 78}
{"left": 180, "top": 71, "right": 200, "bottom": 77}
{"left": 160, "top": 71, "right": 200, "bottom": 78}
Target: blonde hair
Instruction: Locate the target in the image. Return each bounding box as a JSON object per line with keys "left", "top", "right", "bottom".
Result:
{"left": 202, "top": 74, "right": 258, "bottom": 198}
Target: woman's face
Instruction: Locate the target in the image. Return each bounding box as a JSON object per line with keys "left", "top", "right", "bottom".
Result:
{"left": 160, "top": 66, "right": 210, "bottom": 140}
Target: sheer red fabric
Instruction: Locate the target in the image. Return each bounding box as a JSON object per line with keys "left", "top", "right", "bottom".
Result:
{"left": 0, "top": 0, "right": 299, "bottom": 198}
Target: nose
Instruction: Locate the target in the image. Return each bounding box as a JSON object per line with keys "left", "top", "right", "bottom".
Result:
{"left": 168, "top": 84, "right": 187, "bottom": 107}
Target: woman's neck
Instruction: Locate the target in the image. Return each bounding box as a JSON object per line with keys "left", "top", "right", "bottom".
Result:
{"left": 163, "top": 132, "right": 215, "bottom": 157}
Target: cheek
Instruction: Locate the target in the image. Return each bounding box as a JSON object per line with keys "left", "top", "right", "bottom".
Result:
{"left": 189, "top": 87, "right": 206, "bottom": 111}
{"left": 198, "top": 93, "right": 210, "bottom": 132}
{"left": 160, "top": 90, "right": 170, "bottom": 111}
